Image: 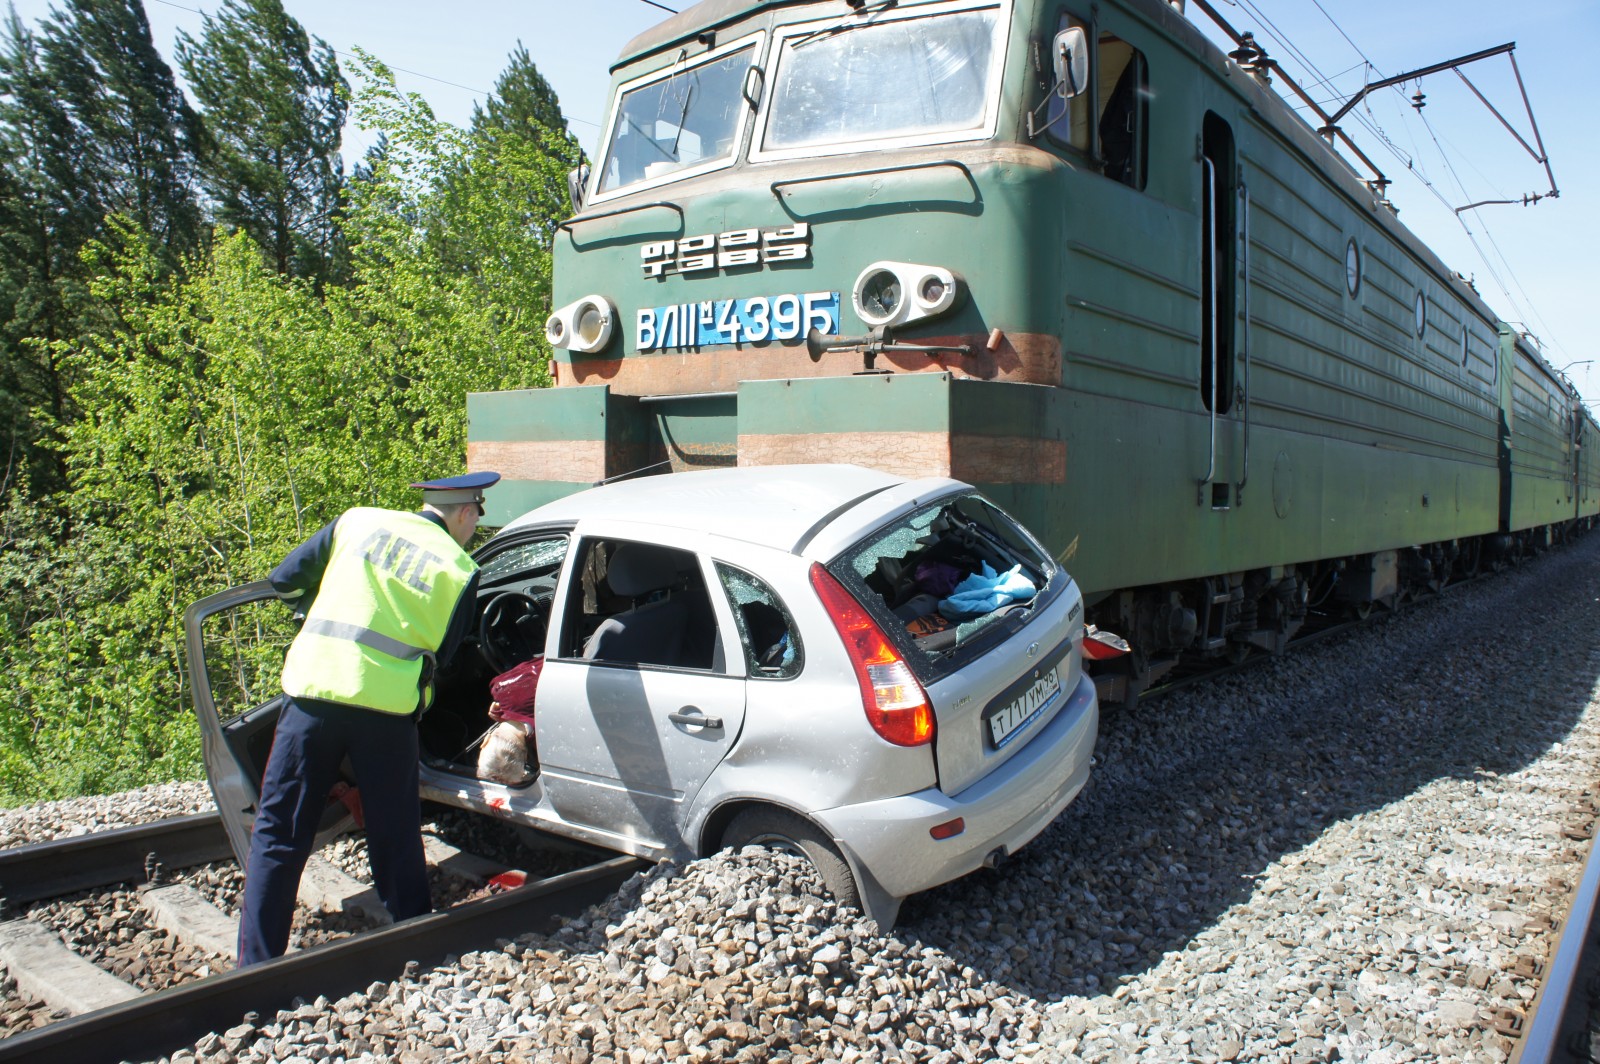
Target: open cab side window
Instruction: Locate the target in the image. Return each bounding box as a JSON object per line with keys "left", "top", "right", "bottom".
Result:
{"left": 1044, "top": 10, "right": 1148, "bottom": 189}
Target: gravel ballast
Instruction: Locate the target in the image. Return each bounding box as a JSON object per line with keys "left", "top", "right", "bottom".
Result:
{"left": 4, "top": 536, "right": 1600, "bottom": 1062}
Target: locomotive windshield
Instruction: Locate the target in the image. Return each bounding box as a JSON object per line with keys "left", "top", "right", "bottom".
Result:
{"left": 762, "top": 6, "right": 1004, "bottom": 156}
{"left": 596, "top": 39, "right": 759, "bottom": 196}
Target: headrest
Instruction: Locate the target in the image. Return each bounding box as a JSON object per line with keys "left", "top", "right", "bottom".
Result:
{"left": 607, "top": 543, "right": 691, "bottom": 598}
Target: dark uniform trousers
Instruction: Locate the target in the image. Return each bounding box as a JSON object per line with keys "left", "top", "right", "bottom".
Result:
{"left": 236, "top": 694, "right": 432, "bottom": 966}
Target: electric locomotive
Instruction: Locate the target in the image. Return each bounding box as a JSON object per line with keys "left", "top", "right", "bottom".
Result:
{"left": 467, "top": 0, "right": 1593, "bottom": 702}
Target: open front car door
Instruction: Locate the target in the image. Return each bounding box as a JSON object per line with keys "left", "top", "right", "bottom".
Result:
{"left": 183, "top": 580, "right": 356, "bottom": 866}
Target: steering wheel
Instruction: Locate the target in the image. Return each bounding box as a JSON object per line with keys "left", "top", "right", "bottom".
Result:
{"left": 478, "top": 590, "right": 549, "bottom": 675}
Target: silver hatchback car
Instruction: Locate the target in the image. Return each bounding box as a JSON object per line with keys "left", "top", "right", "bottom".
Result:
{"left": 187, "top": 465, "right": 1098, "bottom": 927}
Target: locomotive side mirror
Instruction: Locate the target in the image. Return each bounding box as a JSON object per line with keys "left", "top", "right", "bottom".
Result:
{"left": 567, "top": 163, "right": 590, "bottom": 215}
{"left": 1053, "top": 26, "right": 1088, "bottom": 99}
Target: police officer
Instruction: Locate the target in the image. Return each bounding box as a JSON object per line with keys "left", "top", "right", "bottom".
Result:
{"left": 236, "top": 471, "right": 500, "bottom": 967}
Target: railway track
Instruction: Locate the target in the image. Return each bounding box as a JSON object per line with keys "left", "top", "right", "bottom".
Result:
{"left": 2, "top": 537, "right": 1599, "bottom": 1060}
{"left": 0, "top": 811, "right": 644, "bottom": 1063}
{"left": 1510, "top": 822, "right": 1600, "bottom": 1064}
{"left": 1129, "top": 548, "right": 1600, "bottom": 1064}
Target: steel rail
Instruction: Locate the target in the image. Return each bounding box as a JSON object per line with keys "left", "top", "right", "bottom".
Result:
{"left": 0, "top": 854, "right": 645, "bottom": 1064}
{"left": 0, "top": 811, "right": 234, "bottom": 906}
{"left": 1510, "top": 824, "right": 1600, "bottom": 1063}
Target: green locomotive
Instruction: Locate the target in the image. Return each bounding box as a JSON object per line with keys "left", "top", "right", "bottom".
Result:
{"left": 467, "top": 0, "right": 1593, "bottom": 701}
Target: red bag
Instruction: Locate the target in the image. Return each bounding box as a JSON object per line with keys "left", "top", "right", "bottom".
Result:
{"left": 489, "top": 657, "right": 542, "bottom": 726}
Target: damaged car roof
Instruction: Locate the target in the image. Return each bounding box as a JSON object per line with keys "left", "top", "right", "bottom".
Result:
{"left": 498, "top": 464, "right": 913, "bottom": 552}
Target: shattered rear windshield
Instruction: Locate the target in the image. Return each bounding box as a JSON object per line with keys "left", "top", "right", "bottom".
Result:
{"left": 838, "top": 493, "right": 1053, "bottom": 664}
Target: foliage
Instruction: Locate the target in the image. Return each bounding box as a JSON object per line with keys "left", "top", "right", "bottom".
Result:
{"left": 445, "top": 42, "right": 584, "bottom": 270}
{"left": 35, "top": 0, "right": 201, "bottom": 255}
{"left": 0, "top": 47, "right": 569, "bottom": 804}
{"left": 0, "top": 0, "right": 202, "bottom": 501}
{"left": 176, "top": 0, "right": 348, "bottom": 286}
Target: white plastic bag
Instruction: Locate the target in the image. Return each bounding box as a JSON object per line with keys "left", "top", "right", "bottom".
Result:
{"left": 476, "top": 721, "right": 532, "bottom": 784}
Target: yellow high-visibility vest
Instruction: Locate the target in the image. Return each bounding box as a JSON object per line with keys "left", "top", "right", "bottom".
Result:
{"left": 281, "top": 508, "right": 476, "bottom": 714}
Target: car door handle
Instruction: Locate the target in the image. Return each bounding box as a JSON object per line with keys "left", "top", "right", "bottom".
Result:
{"left": 669, "top": 708, "right": 723, "bottom": 729}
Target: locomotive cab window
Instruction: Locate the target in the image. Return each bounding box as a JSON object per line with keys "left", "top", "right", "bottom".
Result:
{"left": 594, "top": 36, "right": 761, "bottom": 200}
{"left": 755, "top": 1, "right": 1008, "bottom": 162}
{"left": 1096, "top": 35, "right": 1146, "bottom": 188}
{"left": 1044, "top": 14, "right": 1148, "bottom": 190}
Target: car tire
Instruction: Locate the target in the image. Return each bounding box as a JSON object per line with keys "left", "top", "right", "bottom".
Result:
{"left": 721, "top": 807, "right": 863, "bottom": 913}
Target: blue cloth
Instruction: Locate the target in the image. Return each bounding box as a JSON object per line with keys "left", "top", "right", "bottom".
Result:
{"left": 236, "top": 695, "right": 431, "bottom": 966}
{"left": 938, "top": 562, "right": 1036, "bottom": 619}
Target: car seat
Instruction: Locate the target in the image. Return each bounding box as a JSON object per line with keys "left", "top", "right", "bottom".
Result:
{"left": 581, "top": 543, "right": 696, "bottom": 668}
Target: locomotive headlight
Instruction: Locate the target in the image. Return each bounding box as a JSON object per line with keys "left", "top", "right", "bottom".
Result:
{"left": 546, "top": 294, "right": 616, "bottom": 354}
{"left": 857, "top": 268, "right": 903, "bottom": 326}
{"left": 852, "top": 262, "right": 962, "bottom": 329}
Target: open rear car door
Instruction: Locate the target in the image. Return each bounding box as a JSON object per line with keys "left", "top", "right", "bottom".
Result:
{"left": 183, "top": 580, "right": 356, "bottom": 866}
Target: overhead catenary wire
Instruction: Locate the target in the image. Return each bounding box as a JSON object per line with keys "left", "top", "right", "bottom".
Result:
{"left": 148, "top": 0, "right": 603, "bottom": 130}
{"left": 1224, "top": 0, "right": 1562, "bottom": 360}
{"left": 1418, "top": 105, "right": 1567, "bottom": 357}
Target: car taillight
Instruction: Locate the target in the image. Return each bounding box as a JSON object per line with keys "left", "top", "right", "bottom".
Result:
{"left": 810, "top": 562, "right": 935, "bottom": 747}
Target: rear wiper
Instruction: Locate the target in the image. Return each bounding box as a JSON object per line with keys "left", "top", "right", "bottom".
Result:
{"left": 792, "top": 0, "right": 898, "bottom": 49}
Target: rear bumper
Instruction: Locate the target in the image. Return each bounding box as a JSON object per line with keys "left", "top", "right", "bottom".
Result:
{"left": 816, "top": 671, "right": 1098, "bottom": 899}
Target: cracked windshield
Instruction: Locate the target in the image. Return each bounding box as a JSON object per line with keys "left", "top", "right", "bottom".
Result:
{"left": 766, "top": 7, "right": 1002, "bottom": 152}
{"left": 597, "top": 44, "right": 757, "bottom": 195}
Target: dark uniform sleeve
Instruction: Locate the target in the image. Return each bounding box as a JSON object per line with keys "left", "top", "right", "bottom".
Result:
{"left": 436, "top": 571, "right": 480, "bottom": 667}
{"left": 269, "top": 518, "right": 340, "bottom": 602}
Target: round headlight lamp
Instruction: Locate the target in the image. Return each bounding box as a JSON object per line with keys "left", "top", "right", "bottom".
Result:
{"left": 852, "top": 262, "right": 962, "bottom": 329}
{"left": 546, "top": 294, "right": 616, "bottom": 354}
{"left": 858, "top": 269, "right": 903, "bottom": 327}
{"left": 576, "top": 304, "right": 609, "bottom": 349}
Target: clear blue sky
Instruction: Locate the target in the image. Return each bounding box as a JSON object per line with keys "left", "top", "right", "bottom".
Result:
{"left": 8, "top": 0, "right": 1597, "bottom": 402}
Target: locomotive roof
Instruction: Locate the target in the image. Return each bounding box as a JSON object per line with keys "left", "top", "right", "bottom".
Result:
{"left": 609, "top": 0, "right": 1579, "bottom": 405}
{"left": 617, "top": 0, "right": 793, "bottom": 67}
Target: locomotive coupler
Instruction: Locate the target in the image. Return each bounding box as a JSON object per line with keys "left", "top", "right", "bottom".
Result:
{"left": 805, "top": 327, "right": 972, "bottom": 373}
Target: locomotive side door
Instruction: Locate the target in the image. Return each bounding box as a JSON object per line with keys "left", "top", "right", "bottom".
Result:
{"left": 1197, "top": 111, "right": 1248, "bottom": 510}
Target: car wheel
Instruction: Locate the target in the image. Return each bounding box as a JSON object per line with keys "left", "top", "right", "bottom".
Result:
{"left": 721, "top": 807, "right": 863, "bottom": 913}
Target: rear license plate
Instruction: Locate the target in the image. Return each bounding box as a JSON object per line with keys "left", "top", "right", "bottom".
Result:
{"left": 985, "top": 665, "right": 1062, "bottom": 749}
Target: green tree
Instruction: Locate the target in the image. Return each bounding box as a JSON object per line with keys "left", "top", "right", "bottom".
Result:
{"left": 0, "top": 10, "right": 97, "bottom": 495}
{"left": 176, "top": 0, "right": 348, "bottom": 285}
{"left": 470, "top": 42, "right": 573, "bottom": 151}
{"left": 426, "top": 44, "right": 582, "bottom": 297}
{"left": 0, "top": 51, "right": 572, "bottom": 805}
{"left": 36, "top": 0, "right": 202, "bottom": 256}
{"left": 0, "top": 0, "right": 203, "bottom": 501}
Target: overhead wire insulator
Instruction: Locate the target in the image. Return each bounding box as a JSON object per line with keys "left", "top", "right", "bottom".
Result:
{"left": 1228, "top": 31, "right": 1260, "bottom": 65}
